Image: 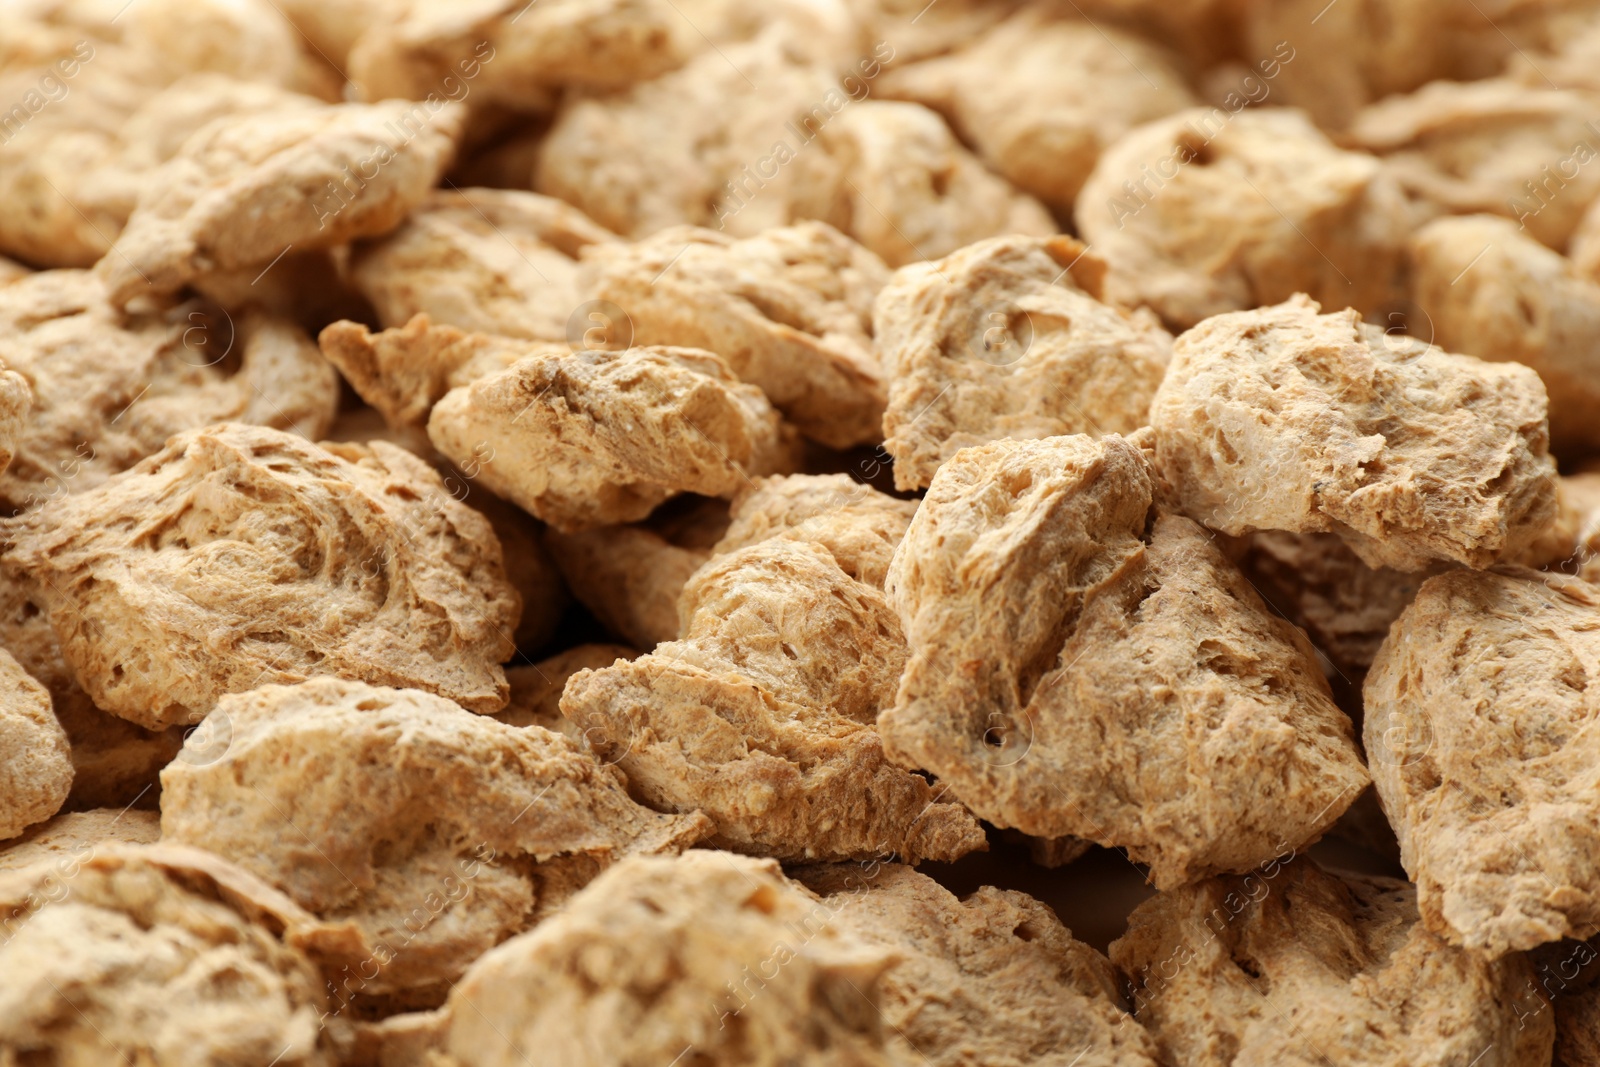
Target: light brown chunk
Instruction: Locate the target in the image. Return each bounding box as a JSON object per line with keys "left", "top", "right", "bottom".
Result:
{"left": 1365, "top": 567, "right": 1600, "bottom": 956}
{"left": 563, "top": 538, "right": 986, "bottom": 863}
{"left": 545, "top": 523, "right": 714, "bottom": 649}
{"left": 580, "top": 222, "right": 890, "bottom": 448}
{"left": 351, "top": 189, "right": 618, "bottom": 343}
{"left": 427, "top": 342, "right": 800, "bottom": 532}
{"left": 464, "top": 490, "right": 569, "bottom": 656}
{"left": 161, "top": 679, "right": 712, "bottom": 1000}
{"left": 875, "top": 235, "right": 1172, "bottom": 490}
{"left": 0, "top": 808, "right": 161, "bottom": 873}
{"left": 1527, "top": 473, "right": 1600, "bottom": 582}
{"left": 843, "top": 0, "right": 1021, "bottom": 66}
{"left": 1076, "top": 108, "right": 1412, "bottom": 329}
{"left": 497, "top": 645, "right": 639, "bottom": 742}
{"left": 1148, "top": 295, "right": 1558, "bottom": 571}
{"left": 442, "top": 851, "right": 899, "bottom": 1067}
{"left": 794, "top": 863, "right": 1163, "bottom": 1067}
{"left": 1111, "top": 858, "right": 1554, "bottom": 1067}
{"left": 0, "top": 647, "right": 71, "bottom": 841}
{"left": 877, "top": 9, "right": 1195, "bottom": 213}
{"left": 0, "top": 364, "right": 29, "bottom": 479}
{"left": 0, "top": 270, "right": 338, "bottom": 512}
{"left": 96, "top": 99, "right": 464, "bottom": 305}
{"left": 882, "top": 435, "right": 1367, "bottom": 888}
{"left": 1, "top": 423, "right": 520, "bottom": 728}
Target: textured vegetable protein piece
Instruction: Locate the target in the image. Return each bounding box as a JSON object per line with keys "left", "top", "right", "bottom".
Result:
{"left": 1147, "top": 295, "right": 1559, "bottom": 571}
{"left": 0, "top": 807, "right": 161, "bottom": 872}
{"left": 0, "top": 646, "right": 72, "bottom": 841}
{"left": 543, "top": 523, "right": 711, "bottom": 648}
{"left": 875, "top": 234, "right": 1173, "bottom": 490}
{"left": 881, "top": 434, "right": 1367, "bottom": 887}
{"left": 2, "top": 423, "right": 520, "bottom": 727}
{"left": 496, "top": 644, "right": 639, "bottom": 742}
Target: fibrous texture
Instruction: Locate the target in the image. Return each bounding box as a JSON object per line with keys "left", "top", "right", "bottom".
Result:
{"left": 1148, "top": 295, "right": 1558, "bottom": 571}
{"left": 563, "top": 537, "right": 985, "bottom": 863}
{"left": 1111, "top": 858, "right": 1554, "bottom": 1067}
{"left": 1076, "top": 108, "right": 1411, "bottom": 329}
{"left": 0, "top": 807, "right": 160, "bottom": 873}
{"left": 2, "top": 423, "right": 520, "bottom": 728}
{"left": 160, "top": 679, "right": 712, "bottom": 999}
{"left": 496, "top": 644, "right": 638, "bottom": 741}
{"left": 1365, "top": 567, "right": 1600, "bottom": 956}
{"left": 874, "top": 235, "right": 1172, "bottom": 490}
{"left": 881, "top": 435, "right": 1367, "bottom": 888}
{"left": 580, "top": 221, "right": 890, "bottom": 448}
{"left": 544, "top": 518, "right": 716, "bottom": 649}
{"left": 0, "top": 646, "right": 72, "bottom": 841}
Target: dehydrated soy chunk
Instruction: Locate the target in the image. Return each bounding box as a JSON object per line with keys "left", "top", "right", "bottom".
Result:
{"left": 2, "top": 424, "right": 520, "bottom": 728}
{"left": 160, "top": 679, "right": 712, "bottom": 999}
{"left": 1365, "top": 568, "right": 1600, "bottom": 956}
{"left": 882, "top": 435, "right": 1367, "bottom": 888}
{"left": 581, "top": 222, "right": 890, "bottom": 448}
{"left": 1076, "top": 108, "right": 1412, "bottom": 329}
{"left": 1148, "top": 295, "right": 1558, "bottom": 571}
{"left": 96, "top": 99, "right": 464, "bottom": 304}
{"left": 464, "top": 490, "right": 570, "bottom": 656}
{"left": 794, "top": 863, "right": 1163, "bottom": 1067}
{"left": 875, "top": 235, "right": 1172, "bottom": 490}
{"left": 442, "top": 852, "right": 899, "bottom": 1067}
{"left": 427, "top": 344, "right": 800, "bottom": 532}
{"left": 562, "top": 538, "right": 986, "bottom": 863}
{"left": 351, "top": 189, "right": 618, "bottom": 343}
{"left": 545, "top": 526, "right": 710, "bottom": 648}
{"left": 0, "top": 808, "right": 160, "bottom": 873}
{"left": 0, "top": 648, "right": 72, "bottom": 841}
{"left": 496, "top": 644, "right": 639, "bottom": 741}
{"left": 1110, "top": 858, "right": 1554, "bottom": 1067}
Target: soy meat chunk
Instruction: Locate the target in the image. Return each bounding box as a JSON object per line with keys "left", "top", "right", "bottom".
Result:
{"left": 1409, "top": 213, "right": 1600, "bottom": 456}
{"left": 580, "top": 222, "right": 890, "bottom": 448}
{"left": 96, "top": 100, "right": 465, "bottom": 305}
{"left": 0, "top": 647, "right": 71, "bottom": 841}
{"left": 160, "top": 679, "right": 712, "bottom": 999}
{"left": 1076, "top": 109, "right": 1412, "bottom": 329}
{"left": 1147, "top": 295, "right": 1558, "bottom": 572}
{"left": 426, "top": 343, "right": 800, "bottom": 532}
{"left": 1110, "top": 858, "right": 1554, "bottom": 1067}
{"left": 875, "top": 235, "right": 1172, "bottom": 490}
{"left": 350, "top": 189, "right": 618, "bottom": 343}
{"left": 876, "top": 9, "right": 1195, "bottom": 213}
{"left": 0, "top": 808, "right": 160, "bottom": 873}
{"left": 496, "top": 644, "right": 638, "bottom": 741}
{"left": 562, "top": 538, "right": 986, "bottom": 863}
{"left": 1, "top": 424, "right": 520, "bottom": 728}
{"left": 1365, "top": 567, "right": 1600, "bottom": 956}
{"left": 793, "top": 863, "right": 1163, "bottom": 1067}
{"left": 464, "top": 491, "right": 568, "bottom": 656}
{"left": 544, "top": 519, "right": 718, "bottom": 648}
{"left": 442, "top": 852, "right": 899, "bottom": 1067}
{"left": 881, "top": 435, "right": 1367, "bottom": 888}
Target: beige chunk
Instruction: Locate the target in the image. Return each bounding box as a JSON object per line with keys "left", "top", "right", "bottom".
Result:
{"left": 1348, "top": 78, "right": 1600, "bottom": 253}
{"left": 0, "top": 647, "right": 71, "bottom": 841}
{"left": 96, "top": 99, "right": 464, "bottom": 305}
{"left": 0, "top": 843, "right": 345, "bottom": 1066}
{"left": 843, "top": 0, "right": 1022, "bottom": 66}
{"left": 427, "top": 342, "right": 800, "bottom": 532}
{"left": 161, "top": 679, "right": 712, "bottom": 999}
{"left": 0, "top": 256, "right": 29, "bottom": 286}
{"left": 0, "top": 807, "right": 160, "bottom": 873}
{"left": 1366, "top": 567, "right": 1600, "bottom": 956}
{"left": 563, "top": 538, "right": 986, "bottom": 863}
{"left": 2, "top": 423, "right": 520, "bottom": 728}
{"left": 1077, "top": 108, "right": 1412, "bottom": 329}
{"left": 351, "top": 189, "right": 618, "bottom": 343}
{"left": 875, "top": 235, "right": 1173, "bottom": 490}
{"left": 882, "top": 435, "right": 1367, "bottom": 888}
{"left": 0, "top": 365, "right": 30, "bottom": 479}
{"left": 443, "top": 851, "right": 899, "bottom": 1067}
{"left": 877, "top": 10, "right": 1195, "bottom": 213}
{"left": 1410, "top": 214, "right": 1600, "bottom": 457}
{"left": 581, "top": 222, "right": 890, "bottom": 448}
{"left": 465, "top": 491, "right": 569, "bottom": 655}
{"left": 545, "top": 519, "right": 718, "bottom": 649}
{"left": 1148, "top": 295, "right": 1559, "bottom": 571}
{"left": 1111, "top": 858, "right": 1554, "bottom": 1067}
{"left": 496, "top": 645, "right": 638, "bottom": 742}
{"left": 1528, "top": 472, "right": 1600, "bottom": 582}
{"left": 794, "top": 863, "right": 1163, "bottom": 1067}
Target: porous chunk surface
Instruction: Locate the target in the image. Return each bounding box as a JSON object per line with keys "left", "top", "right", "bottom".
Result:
{"left": 0, "top": 807, "right": 161, "bottom": 872}
{"left": 0, "top": 647, "right": 72, "bottom": 841}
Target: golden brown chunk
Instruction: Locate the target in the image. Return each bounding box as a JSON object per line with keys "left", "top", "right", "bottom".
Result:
{"left": 877, "top": 9, "right": 1195, "bottom": 213}
{"left": 497, "top": 645, "right": 638, "bottom": 742}
{"left": 351, "top": 189, "right": 618, "bottom": 343}
{"left": 1148, "top": 295, "right": 1558, "bottom": 571}
{"left": 96, "top": 99, "right": 464, "bottom": 305}
{"left": 2, "top": 423, "right": 520, "bottom": 728}
{"left": 0, "top": 270, "right": 338, "bottom": 512}
{"left": 0, "top": 647, "right": 71, "bottom": 841}
{"left": 563, "top": 538, "right": 985, "bottom": 863}
{"left": 794, "top": 863, "right": 1163, "bottom": 1067}
{"left": 875, "top": 235, "right": 1172, "bottom": 490}
{"left": 1366, "top": 568, "right": 1600, "bottom": 956}
{"left": 442, "top": 851, "right": 899, "bottom": 1067}
{"left": 1111, "top": 858, "right": 1554, "bottom": 1067}
{"left": 580, "top": 222, "right": 890, "bottom": 448}
{"left": 0, "top": 807, "right": 160, "bottom": 873}
{"left": 427, "top": 342, "right": 799, "bottom": 532}
{"left": 882, "top": 435, "right": 1367, "bottom": 888}
{"left": 1410, "top": 213, "right": 1600, "bottom": 457}
{"left": 1076, "top": 108, "right": 1411, "bottom": 329}
{"left": 161, "top": 679, "right": 713, "bottom": 1000}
